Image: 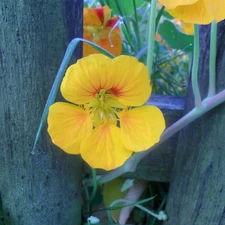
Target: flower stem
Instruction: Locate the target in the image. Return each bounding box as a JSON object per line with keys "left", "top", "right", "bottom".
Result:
{"left": 192, "top": 24, "right": 201, "bottom": 107}
{"left": 132, "top": 0, "right": 142, "bottom": 50}
{"left": 88, "top": 168, "right": 98, "bottom": 203}
{"left": 208, "top": 21, "right": 217, "bottom": 97}
{"left": 110, "top": 199, "right": 167, "bottom": 221}
{"left": 146, "top": 0, "right": 157, "bottom": 77}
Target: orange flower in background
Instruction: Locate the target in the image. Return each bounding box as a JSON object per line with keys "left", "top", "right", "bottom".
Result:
{"left": 48, "top": 54, "right": 165, "bottom": 171}
{"left": 83, "top": 6, "right": 122, "bottom": 56}
{"left": 158, "top": 0, "right": 225, "bottom": 24}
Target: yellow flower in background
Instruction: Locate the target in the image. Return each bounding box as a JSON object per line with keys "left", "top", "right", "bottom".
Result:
{"left": 173, "top": 19, "right": 194, "bottom": 35}
{"left": 158, "top": 0, "right": 225, "bottom": 24}
{"left": 83, "top": 6, "right": 122, "bottom": 57}
{"left": 48, "top": 54, "right": 165, "bottom": 171}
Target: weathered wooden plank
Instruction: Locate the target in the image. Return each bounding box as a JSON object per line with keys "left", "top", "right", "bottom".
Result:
{"left": 163, "top": 21, "right": 225, "bottom": 225}
{"left": 0, "top": 1, "right": 83, "bottom": 225}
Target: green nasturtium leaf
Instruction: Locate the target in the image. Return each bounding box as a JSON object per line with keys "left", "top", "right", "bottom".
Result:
{"left": 158, "top": 20, "right": 194, "bottom": 52}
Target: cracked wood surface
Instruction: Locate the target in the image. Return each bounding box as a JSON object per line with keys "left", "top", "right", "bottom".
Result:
{"left": 0, "top": 1, "right": 83, "bottom": 224}
{"left": 163, "top": 21, "right": 225, "bottom": 225}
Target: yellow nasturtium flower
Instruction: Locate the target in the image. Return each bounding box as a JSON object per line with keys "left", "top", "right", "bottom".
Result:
{"left": 48, "top": 54, "right": 165, "bottom": 171}
{"left": 158, "top": 0, "right": 225, "bottom": 24}
{"left": 83, "top": 6, "right": 122, "bottom": 57}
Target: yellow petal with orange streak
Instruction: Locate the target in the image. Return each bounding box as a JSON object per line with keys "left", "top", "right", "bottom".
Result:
{"left": 108, "top": 56, "right": 152, "bottom": 107}
{"left": 120, "top": 106, "right": 165, "bottom": 152}
{"left": 80, "top": 124, "right": 132, "bottom": 171}
{"left": 61, "top": 54, "right": 113, "bottom": 104}
{"left": 47, "top": 102, "right": 92, "bottom": 154}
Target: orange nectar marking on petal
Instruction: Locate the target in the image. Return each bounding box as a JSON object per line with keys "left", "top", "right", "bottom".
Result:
{"left": 107, "top": 87, "right": 123, "bottom": 97}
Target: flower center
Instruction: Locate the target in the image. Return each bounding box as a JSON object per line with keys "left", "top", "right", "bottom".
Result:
{"left": 96, "top": 89, "right": 107, "bottom": 106}
{"left": 91, "top": 89, "right": 117, "bottom": 126}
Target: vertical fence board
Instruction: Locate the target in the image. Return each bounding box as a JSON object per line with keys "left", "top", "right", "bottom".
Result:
{"left": 163, "top": 21, "right": 225, "bottom": 225}
{"left": 0, "top": 1, "right": 83, "bottom": 224}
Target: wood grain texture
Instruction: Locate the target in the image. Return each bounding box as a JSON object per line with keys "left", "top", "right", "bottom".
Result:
{"left": 0, "top": 1, "right": 83, "bottom": 224}
{"left": 163, "top": 21, "right": 225, "bottom": 225}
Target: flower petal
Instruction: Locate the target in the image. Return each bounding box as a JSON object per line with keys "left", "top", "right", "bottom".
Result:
{"left": 61, "top": 54, "right": 113, "bottom": 104}
{"left": 47, "top": 102, "right": 92, "bottom": 154}
{"left": 203, "top": 0, "right": 225, "bottom": 23}
{"left": 103, "top": 5, "right": 111, "bottom": 25}
{"left": 80, "top": 124, "right": 132, "bottom": 170}
{"left": 120, "top": 106, "right": 165, "bottom": 152}
{"left": 97, "top": 27, "right": 122, "bottom": 56}
{"left": 61, "top": 55, "right": 150, "bottom": 107}
{"left": 84, "top": 7, "right": 103, "bottom": 26}
{"left": 160, "top": 0, "right": 225, "bottom": 23}
{"left": 106, "top": 17, "right": 120, "bottom": 32}
{"left": 83, "top": 26, "right": 122, "bottom": 57}
{"left": 167, "top": 0, "right": 212, "bottom": 24}
{"left": 84, "top": 6, "right": 111, "bottom": 25}
{"left": 158, "top": 0, "right": 198, "bottom": 9}
{"left": 108, "top": 56, "right": 152, "bottom": 106}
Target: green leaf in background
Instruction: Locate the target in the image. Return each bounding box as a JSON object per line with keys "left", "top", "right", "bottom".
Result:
{"left": 158, "top": 20, "right": 194, "bottom": 52}
{"left": 106, "top": 0, "right": 143, "bottom": 16}
{"left": 162, "top": 10, "right": 174, "bottom": 19}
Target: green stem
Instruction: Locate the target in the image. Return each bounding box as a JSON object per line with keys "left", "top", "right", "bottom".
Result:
{"left": 132, "top": 0, "right": 142, "bottom": 50}
{"left": 121, "top": 18, "right": 138, "bottom": 52}
{"left": 208, "top": 21, "right": 217, "bottom": 97}
{"left": 88, "top": 168, "right": 98, "bottom": 203}
{"left": 155, "top": 6, "right": 165, "bottom": 32}
{"left": 114, "top": 0, "right": 133, "bottom": 36}
{"left": 109, "top": 199, "right": 167, "bottom": 221}
{"left": 114, "top": 0, "right": 138, "bottom": 53}
{"left": 146, "top": 0, "right": 158, "bottom": 77}
{"left": 192, "top": 24, "right": 201, "bottom": 107}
